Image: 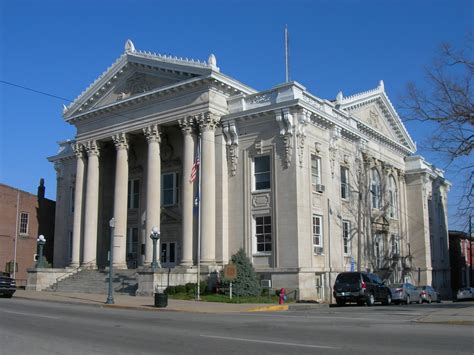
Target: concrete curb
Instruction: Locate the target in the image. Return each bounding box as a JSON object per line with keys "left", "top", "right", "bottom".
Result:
{"left": 246, "top": 305, "right": 288, "bottom": 312}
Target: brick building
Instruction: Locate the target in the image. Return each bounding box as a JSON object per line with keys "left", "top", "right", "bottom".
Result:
{"left": 0, "top": 180, "right": 55, "bottom": 283}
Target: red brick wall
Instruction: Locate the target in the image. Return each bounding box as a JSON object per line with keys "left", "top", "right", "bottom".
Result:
{"left": 0, "top": 184, "right": 55, "bottom": 282}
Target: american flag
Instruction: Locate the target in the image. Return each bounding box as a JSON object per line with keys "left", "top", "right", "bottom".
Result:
{"left": 189, "top": 144, "right": 200, "bottom": 183}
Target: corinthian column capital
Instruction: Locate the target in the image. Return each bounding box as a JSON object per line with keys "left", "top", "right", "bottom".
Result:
{"left": 112, "top": 132, "right": 129, "bottom": 150}
{"left": 178, "top": 116, "right": 194, "bottom": 136}
{"left": 143, "top": 124, "right": 161, "bottom": 144}
{"left": 196, "top": 111, "right": 220, "bottom": 132}
{"left": 84, "top": 140, "right": 100, "bottom": 157}
{"left": 73, "top": 143, "right": 85, "bottom": 158}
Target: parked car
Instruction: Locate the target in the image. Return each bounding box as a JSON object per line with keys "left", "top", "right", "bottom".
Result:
{"left": 333, "top": 272, "right": 392, "bottom": 306}
{"left": 0, "top": 272, "right": 16, "bottom": 298}
{"left": 388, "top": 283, "right": 421, "bottom": 304}
{"left": 416, "top": 285, "right": 441, "bottom": 303}
{"left": 456, "top": 287, "right": 474, "bottom": 301}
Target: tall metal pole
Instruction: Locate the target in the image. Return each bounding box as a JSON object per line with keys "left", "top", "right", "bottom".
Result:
{"left": 13, "top": 190, "right": 20, "bottom": 278}
{"left": 470, "top": 214, "right": 473, "bottom": 287}
{"left": 106, "top": 217, "right": 115, "bottom": 305}
{"left": 284, "top": 25, "right": 290, "bottom": 83}
{"left": 357, "top": 165, "right": 362, "bottom": 272}
{"left": 196, "top": 135, "right": 202, "bottom": 301}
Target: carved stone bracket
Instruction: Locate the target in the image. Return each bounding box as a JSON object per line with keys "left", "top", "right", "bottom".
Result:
{"left": 222, "top": 121, "right": 239, "bottom": 176}
{"left": 329, "top": 126, "right": 341, "bottom": 177}
{"left": 84, "top": 140, "right": 100, "bottom": 157}
{"left": 143, "top": 124, "right": 161, "bottom": 144}
{"left": 112, "top": 132, "right": 129, "bottom": 150}
{"left": 275, "top": 108, "right": 294, "bottom": 169}
{"left": 296, "top": 109, "right": 310, "bottom": 167}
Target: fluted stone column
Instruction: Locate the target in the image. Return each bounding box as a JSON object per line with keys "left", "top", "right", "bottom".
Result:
{"left": 112, "top": 133, "right": 129, "bottom": 269}
{"left": 70, "top": 143, "right": 85, "bottom": 267}
{"left": 178, "top": 117, "right": 195, "bottom": 266}
{"left": 83, "top": 140, "right": 100, "bottom": 269}
{"left": 198, "top": 112, "right": 219, "bottom": 265}
{"left": 143, "top": 124, "right": 161, "bottom": 266}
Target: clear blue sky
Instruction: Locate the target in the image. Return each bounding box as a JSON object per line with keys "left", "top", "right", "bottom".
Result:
{"left": 0, "top": 0, "right": 472, "bottom": 230}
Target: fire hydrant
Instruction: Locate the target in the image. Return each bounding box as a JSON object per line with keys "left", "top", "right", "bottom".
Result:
{"left": 279, "top": 288, "right": 286, "bottom": 305}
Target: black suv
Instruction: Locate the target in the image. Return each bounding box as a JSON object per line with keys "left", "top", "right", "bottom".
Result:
{"left": 333, "top": 272, "right": 391, "bottom": 306}
{"left": 0, "top": 272, "right": 16, "bottom": 298}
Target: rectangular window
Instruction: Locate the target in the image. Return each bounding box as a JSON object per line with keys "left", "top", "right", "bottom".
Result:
{"left": 254, "top": 156, "right": 271, "bottom": 190}
{"left": 255, "top": 216, "right": 272, "bottom": 253}
{"left": 340, "top": 166, "right": 349, "bottom": 199}
{"left": 311, "top": 155, "right": 321, "bottom": 191}
{"left": 342, "top": 220, "right": 351, "bottom": 255}
{"left": 19, "top": 212, "right": 29, "bottom": 235}
{"left": 162, "top": 172, "right": 180, "bottom": 206}
{"left": 312, "top": 215, "right": 323, "bottom": 252}
{"left": 127, "top": 179, "right": 140, "bottom": 209}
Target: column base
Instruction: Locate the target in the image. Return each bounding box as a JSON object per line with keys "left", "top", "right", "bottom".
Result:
{"left": 81, "top": 262, "right": 98, "bottom": 270}
{"left": 69, "top": 262, "right": 80, "bottom": 268}
{"left": 179, "top": 260, "right": 194, "bottom": 267}
{"left": 112, "top": 263, "right": 129, "bottom": 270}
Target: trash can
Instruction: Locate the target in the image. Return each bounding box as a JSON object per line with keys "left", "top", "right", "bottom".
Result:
{"left": 154, "top": 293, "right": 168, "bottom": 308}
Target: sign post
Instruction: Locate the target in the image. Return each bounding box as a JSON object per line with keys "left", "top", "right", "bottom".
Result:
{"left": 223, "top": 263, "right": 237, "bottom": 300}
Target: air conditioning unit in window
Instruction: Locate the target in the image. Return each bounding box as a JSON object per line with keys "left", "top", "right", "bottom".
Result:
{"left": 315, "top": 184, "right": 325, "bottom": 193}
{"left": 314, "top": 247, "right": 324, "bottom": 255}
{"left": 261, "top": 279, "right": 272, "bottom": 288}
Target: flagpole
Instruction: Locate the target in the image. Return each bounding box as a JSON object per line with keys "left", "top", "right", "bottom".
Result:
{"left": 196, "top": 134, "right": 202, "bottom": 301}
{"left": 285, "top": 24, "right": 290, "bottom": 83}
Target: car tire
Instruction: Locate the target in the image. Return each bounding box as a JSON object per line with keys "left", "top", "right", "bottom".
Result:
{"left": 336, "top": 298, "right": 345, "bottom": 307}
{"left": 366, "top": 293, "right": 375, "bottom": 307}
{"left": 382, "top": 293, "right": 391, "bottom": 305}
{"left": 406, "top": 295, "right": 410, "bottom": 305}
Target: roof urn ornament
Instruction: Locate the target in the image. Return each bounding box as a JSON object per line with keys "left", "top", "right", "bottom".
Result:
{"left": 125, "top": 39, "right": 136, "bottom": 53}
{"left": 208, "top": 53, "right": 217, "bottom": 68}
{"left": 378, "top": 80, "right": 384, "bottom": 91}
{"left": 336, "top": 91, "right": 344, "bottom": 106}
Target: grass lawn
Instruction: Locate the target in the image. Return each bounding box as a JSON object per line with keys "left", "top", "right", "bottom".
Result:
{"left": 168, "top": 292, "right": 282, "bottom": 304}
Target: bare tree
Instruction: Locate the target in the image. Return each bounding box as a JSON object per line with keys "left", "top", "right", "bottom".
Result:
{"left": 401, "top": 34, "right": 473, "bottom": 218}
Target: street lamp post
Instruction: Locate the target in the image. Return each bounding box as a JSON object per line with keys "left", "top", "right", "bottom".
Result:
{"left": 37, "top": 235, "right": 46, "bottom": 268}
{"left": 150, "top": 226, "right": 161, "bottom": 272}
{"left": 106, "top": 217, "right": 115, "bottom": 305}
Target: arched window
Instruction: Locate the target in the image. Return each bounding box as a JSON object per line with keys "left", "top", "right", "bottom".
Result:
{"left": 370, "top": 168, "right": 381, "bottom": 209}
{"left": 388, "top": 175, "right": 398, "bottom": 218}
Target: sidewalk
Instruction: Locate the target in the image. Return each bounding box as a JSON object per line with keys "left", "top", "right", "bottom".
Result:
{"left": 13, "top": 290, "right": 289, "bottom": 313}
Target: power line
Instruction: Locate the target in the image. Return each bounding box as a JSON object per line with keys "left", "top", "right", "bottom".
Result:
{"left": 0, "top": 80, "right": 73, "bottom": 103}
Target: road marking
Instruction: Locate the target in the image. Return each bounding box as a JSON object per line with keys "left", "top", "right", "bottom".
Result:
{"left": 200, "top": 334, "right": 339, "bottom": 349}
{"left": 1, "top": 310, "right": 60, "bottom": 320}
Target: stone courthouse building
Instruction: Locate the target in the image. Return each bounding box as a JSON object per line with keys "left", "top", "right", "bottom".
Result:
{"left": 47, "top": 40, "right": 451, "bottom": 300}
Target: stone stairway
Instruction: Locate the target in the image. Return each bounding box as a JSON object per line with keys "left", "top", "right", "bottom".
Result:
{"left": 45, "top": 269, "right": 138, "bottom": 295}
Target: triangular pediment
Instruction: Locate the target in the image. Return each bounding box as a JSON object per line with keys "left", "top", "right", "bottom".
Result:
{"left": 338, "top": 82, "right": 416, "bottom": 152}
{"left": 88, "top": 69, "right": 186, "bottom": 110}
{"left": 63, "top": 43, "right": 217, "bottom": 119}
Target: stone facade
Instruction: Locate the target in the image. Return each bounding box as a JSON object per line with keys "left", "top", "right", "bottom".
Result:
{"left": 47, "top": 41, "right": 451, "bottom": 300}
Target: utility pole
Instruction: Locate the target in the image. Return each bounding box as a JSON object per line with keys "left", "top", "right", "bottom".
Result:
{"left": 357, "top": 165, "right": 362, "bottom": 272}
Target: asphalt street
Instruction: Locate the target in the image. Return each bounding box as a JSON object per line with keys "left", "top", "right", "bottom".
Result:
{"left": 0, "top": 298, "right": 472, "bottom": 355}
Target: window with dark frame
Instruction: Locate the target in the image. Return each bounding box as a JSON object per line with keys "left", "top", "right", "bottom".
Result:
{"left": 340, "top": 166, "right": 349, "bottom": 199}
{"left": 162, "top": 172, "right": 180, "bottom": 206}
{"left": 255, "top": 216, "right": 272, "bottom": 253}
{"left": 254, "top": 156, "right": 271, "bottom": 190}
{"left": 127, "top": 179, "right": 140, "bottom": 209}
{"left": 343, "top": 220, "right": 351, "bottom": 255}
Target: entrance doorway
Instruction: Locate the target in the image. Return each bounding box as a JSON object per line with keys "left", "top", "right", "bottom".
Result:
{"left": 161, "top": 242, "right": 177, "bottom": 268}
